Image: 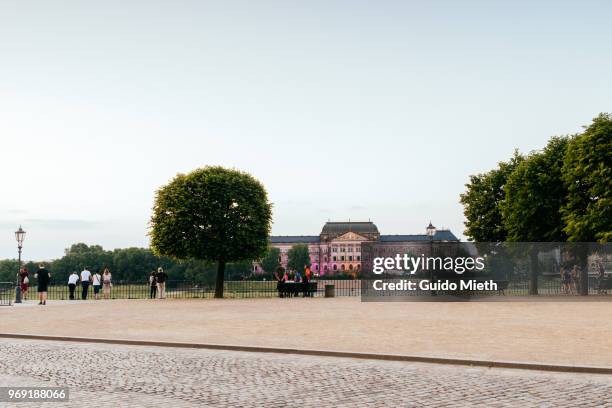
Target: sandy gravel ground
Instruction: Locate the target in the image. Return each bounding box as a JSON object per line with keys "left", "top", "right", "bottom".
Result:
{"left": 1, "top": 297, "right": 611, "bottom": 367}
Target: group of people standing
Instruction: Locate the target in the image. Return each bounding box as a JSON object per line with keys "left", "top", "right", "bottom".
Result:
{"left": 560, "top": 261, "right": 607, "bottom": 295}
{"left": 275, "top": 264, "right": 314, "bottom": 297}
{"left": 17, "top": 264, "right": 51, "bottom": 305}
{"left": 16, "top": 265, "right": 169, "bottom": 304}
{"left": 275, "top": 264, "right": 313, "bottom": 284}
{"left": 149, "top": 267, "right": 168, "bottom": 299}
{"left": 560, "top": 265, "right": 583, "bottom": 295}
{"left": 67, "top": 267, "right": 113, "bottom": 300}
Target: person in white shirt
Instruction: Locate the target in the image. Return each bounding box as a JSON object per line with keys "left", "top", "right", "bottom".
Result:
{"left": 80, "top": 268, "right": 92, "bottom": 300}
{"left": 92, "top": 270, "right": 102, "bottom": 300}
{"left": 67, "top": 271, "right": 79, "bottom": 300}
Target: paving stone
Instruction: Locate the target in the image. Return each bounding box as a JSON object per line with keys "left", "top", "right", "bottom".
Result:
{"left": 0, "top": 339, "right": 611, "bottom": 407}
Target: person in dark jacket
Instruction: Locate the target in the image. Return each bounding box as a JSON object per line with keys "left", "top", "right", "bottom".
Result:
{"left": 149, "top": 270, "right": 158, "bottom": 299}
{"left": 35, "top": 264, "right": 51, "bottom": 305}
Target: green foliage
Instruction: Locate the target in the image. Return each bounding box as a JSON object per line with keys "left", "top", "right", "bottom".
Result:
{"left": 502, "top": 137, "right": 569, "bottom": 242}
{"left": 51, "top": 243, "right": 114, "bottom": 282}
{"left": 175, "top": 259, "right": 217, "bottom": 284}
{"left": 149, "top": 166, "right": 272, "bottom": 297}
{"left": 224, "top": 260, "right": 254, "bottom": 280}
{"left": 561, "top": 113, "right": 612, "bottom": 242}
{"left": 286, "top": 244, "right": 311, "bottom": 272}
{"left": 0, "top": 259, "right": 19, "bottom": 283}
{"left": 460, "top": 151, "right": 523, "bottom": 241}
{"left": 260, "top": 246, "right": 280, "bottom": 274}
{"left": 0, "top": 242, "right": 265, "bottom": 287}
{"left": 461, "top": 113, "right": 611, "bottom": 244}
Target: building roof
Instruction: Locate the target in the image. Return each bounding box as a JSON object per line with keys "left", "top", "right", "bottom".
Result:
{"left": 270, "top": 236, "right": 320, "bottom": 244}
{"left": 380, "top": 230, "right": 459, "bottom": 242}
{"left": 270, "top": 227, "right": 459, "bottom": 244}
{"left": 321, "top": 221, "right": 379, "bottom": 235}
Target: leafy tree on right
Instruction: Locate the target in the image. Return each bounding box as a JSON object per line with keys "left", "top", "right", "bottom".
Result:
{"left": 561, "top": 113, "right": 612, "bottom": 243}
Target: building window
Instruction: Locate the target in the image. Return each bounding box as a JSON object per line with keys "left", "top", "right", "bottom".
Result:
{"left": 340, "top": 247, "right": 346, "bottom": 252}
{"left": 357, "top": 256, "right": 360, "bottom": 261}
{"left": 341, "top": 264, "right": 345, "bottom": 271}
{"left": 341, "top": 256, "right": 345, "bottom": 261}
{"left": 324, "top": 256, "right": 327, "bottom": 262}
{"left": 332, "top": 247, "right": 338, "bottom": 253}
{"left": 324, "top": 265, "right": 327, "bottom": 271}
{"left": 333, "top": 256, "right": 336, "bottom": 261}
{"left": 314, "top": 265, "right": 318, "bottom": 271}
{"left": 348, "top": 247, "right": 353, "bottom": 252}
{"left": 333, "top": 264, "right": 337, "bottom": 271}
{"left": 349, "top": 264, "right": 353, "bottom": 270}
{"left": 348, "top": 256, "right": 353, "bottom": 261}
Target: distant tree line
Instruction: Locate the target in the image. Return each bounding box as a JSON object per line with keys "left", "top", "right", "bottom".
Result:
{"left": 0, "top": 243, "right": 254, "bottom": 285}
{"left": 0, "top": 242, "right": 360, "bottom": 286}
{"left": 460, "top": 113, "right": 611, "bottom": 243}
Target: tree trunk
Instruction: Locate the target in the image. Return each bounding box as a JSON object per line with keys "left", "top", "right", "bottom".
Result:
{"left": 529, "top": 249, "right": 539, "bottom": 296}
{"left": 215, "top": 260, "right": 226, "bottom": 299}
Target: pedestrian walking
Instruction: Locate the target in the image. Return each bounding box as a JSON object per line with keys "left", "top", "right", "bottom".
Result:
{"left": 34, "top": 264, "right": 51, "bottom": 305}
{"left": 156, "top": 267, "right": 167, "bottom": 299}
{"left": 67, "top": 271, "right": 79, "bottom": 300}
{"left": 80, "top": 267, "right": 92, "bottom": 300}
{"left": 92, "top": 270, "right": 102, "bottom": 300}
{"left": 149, "top": 270, "right": 157, "bottom": 299}
{"left": 102, "top": 268, "right": 112, "bottom": 299}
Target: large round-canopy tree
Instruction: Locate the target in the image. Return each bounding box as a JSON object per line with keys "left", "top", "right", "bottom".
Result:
{"left": 149, "top": 166, "right": 273, "bottom": 298}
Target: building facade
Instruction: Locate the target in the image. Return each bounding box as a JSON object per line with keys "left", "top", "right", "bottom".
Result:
{"left": 264, "top": 221, "right": 459, "bottom": 276}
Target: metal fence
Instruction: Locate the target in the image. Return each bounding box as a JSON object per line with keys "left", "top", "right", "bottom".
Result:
{"left": 24, "top": 279, "right": 363, "bottom": 300}
{"left": 0, "top": 282, "right": 12, "bottom": 306}
{"left": 5, "top": 278, "right": 609, "bottom": 302}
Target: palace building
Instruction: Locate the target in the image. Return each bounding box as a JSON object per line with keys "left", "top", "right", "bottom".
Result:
{"left": 265, "top": 221, "right": 459, "bottom": 275}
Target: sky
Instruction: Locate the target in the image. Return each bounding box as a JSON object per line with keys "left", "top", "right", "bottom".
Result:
{"left": 1, "top": 0, "right": 611, "bottom": 260}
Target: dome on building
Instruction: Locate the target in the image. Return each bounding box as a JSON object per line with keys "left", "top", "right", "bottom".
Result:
{"left": 320, "top": 221, "right": 379, "bottom": 237}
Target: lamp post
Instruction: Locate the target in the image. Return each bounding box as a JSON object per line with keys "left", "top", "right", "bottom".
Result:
{"left": 426, "top": 222, "right": 436, "bottom": 296}
{"left": 14, "top": 226, "right": 26, "bottom": 304}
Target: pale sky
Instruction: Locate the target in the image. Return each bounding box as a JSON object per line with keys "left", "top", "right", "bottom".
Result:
{"left": 1, "top": 1, "right": 611, "bottom": 260}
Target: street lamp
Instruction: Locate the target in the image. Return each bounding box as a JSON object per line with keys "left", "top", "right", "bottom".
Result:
{"left": 15, "top": 226, "right": 26, "bottom": 304}
{"left": 426, "top": 222, "right": 436, "bottom": 296}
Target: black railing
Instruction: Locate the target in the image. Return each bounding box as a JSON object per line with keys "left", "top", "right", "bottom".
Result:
{"left": 9, "top": 277, "right": 609, "bottom": 301}
{"left": 0, "top": 282, "right": 12, "bottom": 306}
{"left": 21, "top": 280, "right": 363, "bottom": 300}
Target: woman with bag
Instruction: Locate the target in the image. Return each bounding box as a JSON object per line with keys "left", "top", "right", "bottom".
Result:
{"left": 19, "top": 267, "right": 30, "bottom": 301}
{"left": 92, "top": 270, "right": 102, "bottom": 300}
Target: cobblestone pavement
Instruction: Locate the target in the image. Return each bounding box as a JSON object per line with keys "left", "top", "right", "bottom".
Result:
{"left": 0, "top": 339, "right": 611, "bottom": 407}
